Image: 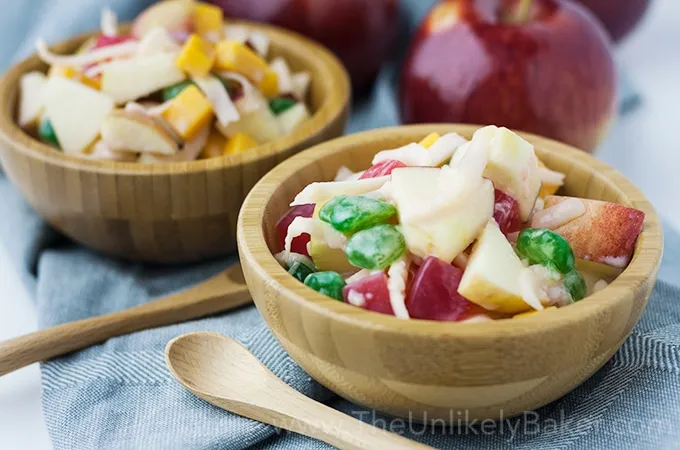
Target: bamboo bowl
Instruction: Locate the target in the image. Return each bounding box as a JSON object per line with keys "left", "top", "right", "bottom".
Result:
{"left": 0, "top": 22, "right": 350, "bottom": 263}
{"left": 238, "top": 124, "right": 663, "bottom": 421}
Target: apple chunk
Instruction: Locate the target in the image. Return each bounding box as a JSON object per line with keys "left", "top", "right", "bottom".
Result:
{"left": 18, "top": 71, "right": 47, "bottom": 130}
{"left": 458, "top": 221, "right": 532, "bottom": 314}
{"left": 541, "top": 196, "right": 645, "bottom": 268}
{"left": 100, "top": 52, "right": 186, "bottom": 103}
{"left": 391, "top": 167, "right": 494, "bottom": 263}
{"left": 43, "top": 76, "right": 115, "bottom": 154}
{"left": 132, "top": 0, "right": 194, "bottom": 39}
{"left": 100, "top": 110, "right": 179, "bottom": 155}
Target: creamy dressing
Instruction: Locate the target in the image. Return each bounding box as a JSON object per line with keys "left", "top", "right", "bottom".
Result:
{"left": 346, "top": 290, "right": 367, "bottom": 307}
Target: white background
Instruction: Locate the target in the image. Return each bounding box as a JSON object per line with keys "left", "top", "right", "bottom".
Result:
{"left": 1, "top": 1, "right": 680, "bottom": 448}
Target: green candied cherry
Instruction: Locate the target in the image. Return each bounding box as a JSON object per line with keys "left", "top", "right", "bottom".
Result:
{"left": 345, "top": 224, "right": 406, "bottom": 270}
{"left": 516, "top": 228, "right": 575, "bottom": 275}
{"left": 304, "top": 271, "right": 345, "bottom": 301}
{"left": 269, "top": 97, "right": 297, "bottom": 115}
{"left": 287, "top": 255, "right": 316, "bottom": 283}
{"left": 319, "top": 195, "right": 397, "bottom": 234}
{"left": 162, "top": 80, "right": 196, "bottom": 101}
{"left": 563, "top": 270, "right": 587, "bottom": 302}
{"left": 38, "top": 118, "right": 59, "bottom": 148}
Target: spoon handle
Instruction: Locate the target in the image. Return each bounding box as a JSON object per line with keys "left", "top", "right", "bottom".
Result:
{"left": 205, "top": 380, "right": 435, "bottom": 450}
{"left": 0, "top": 262, "right": 249, "bottom": 376}
{"left": 271, "top": 391, "right": 436, "bottom": 450}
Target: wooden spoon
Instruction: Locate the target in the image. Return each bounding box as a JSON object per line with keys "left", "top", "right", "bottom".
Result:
{"left": 0, "top": 262, "right": 250, "bottom": 376}
{"left": 165, "top": 332, "right": 435, "bottom": 450}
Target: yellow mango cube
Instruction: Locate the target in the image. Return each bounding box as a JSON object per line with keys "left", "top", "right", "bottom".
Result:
{"left": 176, "top": 34, "right": 216, "bottom": 77}
{"left": 199, "top": 129, "right": 226, "bottom": 159}
{"left": 161, "top": 85, "right": 214, "bottom": 140}
{"left": 214, "top": 40, "right": 280, "bottom": 97}
{"left": 194, "top": 3, "right": 223, "bottom": 41}
{"left": 223, "top": 132, "right": 257, "bottom": 155}
{"left": 48, "top": 66, "right": 101, "bottom": 90}
{"left": 259, "top": 70, "right": 279, "bottom": 98}
{"left": 418, "top": 132, "right": 440, "bottom": 148}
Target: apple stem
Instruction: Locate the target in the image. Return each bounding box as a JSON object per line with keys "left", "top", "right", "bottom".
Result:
{"left": 515, "top": 0, "right": 533, "bottom": 23}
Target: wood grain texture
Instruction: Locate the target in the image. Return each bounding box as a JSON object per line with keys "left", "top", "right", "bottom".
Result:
{"left": 166, "top": 332, "right": 434, "bottom": 450}
{"left": 0, "top": 262, "right": 249, "bottom": 376}
{"left": 0, "top": 22, "right": 350, "bottom": 263}
{"left": 237, "top": 124, "right": 663, "bottom": 422}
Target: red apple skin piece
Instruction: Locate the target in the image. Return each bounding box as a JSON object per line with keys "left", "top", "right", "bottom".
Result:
{"left": 275, "top": 204, "right": 315, "bottom": 257}
{"left": 399, "top": 0, "right": 616, "bottom": 152}
{"left": 575, "top": 0, "right": 651, "bottom": 42}
{"left": 406, "top": 256, "right": 473, "bottom": 321}
{"left": 542, "top": 195, "right": 645, "bottom": 268}
{"left": 93, "top": 35, "right": 137, "bottom": 49}
{"left": 493, "top": 188, "right": 521, "bottom": 235}
{"left": 343, "top": 272, "right": 394, "bottom": 316}
{"left": 207, "top": 0, "right": 400, "bottom": 91}
{"left": 359, "top": 159, "right": 407, "bottom": 179}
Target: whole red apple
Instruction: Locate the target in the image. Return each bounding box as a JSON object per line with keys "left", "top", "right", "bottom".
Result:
{"left": 575, "top": 0, "right": 651, "bottom": 42}
{"left": 208, "top": 0, "right": 399, "bottom": 92}
{"left": 399, "top": 0, "right": 617, "bottom": 152}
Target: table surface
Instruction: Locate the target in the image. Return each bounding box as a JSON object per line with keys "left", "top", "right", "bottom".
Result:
{"left": 1, "top": 1, "right": 679, "bottom": 448}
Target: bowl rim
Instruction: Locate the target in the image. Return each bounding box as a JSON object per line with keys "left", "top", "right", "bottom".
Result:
{"left": 238, "top": 124, "right": 664, "bottom": 337}
{"left": 0, "top": 20, "right": 350, "bottom": 176}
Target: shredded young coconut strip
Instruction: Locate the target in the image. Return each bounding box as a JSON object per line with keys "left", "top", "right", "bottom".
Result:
{"left": 283, "top": 217, "right": 347, "bottom": 259}
{"left": 531, "top": 198, "right": 586, "bottom": 229}
{"left": 36, "top": 38, "right": 138, "bottom": 68}
{"left": 290, "top": 176, "right": 390, "bottom": 207}
{"left": 101, "top": 8, "right": 118, "bottom": 37}
{"left": 192, "top": 75, "right": 240, "bottom": 126}
{"left": 538, "top": 166, "right": 566, "bottom": 186}
{"left": 270, "top": 57, "right": 293, "bottom": 95}
{"left": 387, "top": 259, "right": 410, "bottom": 319}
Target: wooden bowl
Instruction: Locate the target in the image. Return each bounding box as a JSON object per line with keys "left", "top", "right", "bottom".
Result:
{"left": 237, "top": 124, "right": 663, "bottom": 421}
{"left": 0, "top": 22, "right": 350, "bottom": 263}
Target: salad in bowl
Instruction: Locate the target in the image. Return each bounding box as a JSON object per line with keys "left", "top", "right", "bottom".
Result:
{"left": 273, "top": 126, "right": 646, "bottom": 321}
{"left": 16, "top": 0, "right": 311, "bottom": 163}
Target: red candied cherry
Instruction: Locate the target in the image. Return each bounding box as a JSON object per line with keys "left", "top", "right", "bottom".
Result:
{"left": 406, "top": 256, "right": 473, "bottom": 321}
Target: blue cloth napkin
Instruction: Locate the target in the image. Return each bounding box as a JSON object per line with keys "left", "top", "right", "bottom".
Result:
{"left": 1, "top": 1, "right": 676, "bottom": 449}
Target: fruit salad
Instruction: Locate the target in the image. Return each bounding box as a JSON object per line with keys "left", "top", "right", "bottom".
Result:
{"left": 274, "top": 126, "right": 646, "bottom": 321}
{"left": 16, "top": 1, "right": 311, "bottom": 163}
